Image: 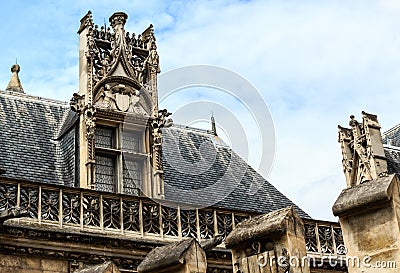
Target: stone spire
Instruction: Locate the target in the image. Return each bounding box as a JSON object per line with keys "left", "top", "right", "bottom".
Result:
{"left": 6, "top": 64, "right": 24, "bottom": 93}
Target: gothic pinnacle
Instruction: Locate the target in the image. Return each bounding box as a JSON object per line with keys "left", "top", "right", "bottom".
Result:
{"left": 6, "top": 64, "right": 24, "bottom": 93}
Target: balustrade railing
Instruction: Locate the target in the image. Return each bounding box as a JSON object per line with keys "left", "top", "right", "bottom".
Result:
{"left": 0, "top": 178, "right": 346, "bottom": 258}
{"left": 0, "top": 178, "right": 250, "bottom": 241}
{"left": 304, "top": 219, "right": 346, "bottom": 256}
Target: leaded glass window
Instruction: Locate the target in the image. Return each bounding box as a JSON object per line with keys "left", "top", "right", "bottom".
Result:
{"left": 122, "top": 131, "right": 140, "bottom": 153}
{"left": 95, "top": 126, "right": 115, "bottom": 148}
{"left": 95, "top": 155, "right": 115, "bottom": 192}
{"left": 123, "top": 158, "right": 141, "bottom": 195}
{"left": 94, "top": 124, "right": 144, "bottom": 195}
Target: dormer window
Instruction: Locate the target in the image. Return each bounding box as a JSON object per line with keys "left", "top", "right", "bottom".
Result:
{"left": 95, "top": 125, "right": 144, "bottom": 195}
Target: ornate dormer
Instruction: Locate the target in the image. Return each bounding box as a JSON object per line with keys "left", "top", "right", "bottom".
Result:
{"left": 338, "top": 111, "right": 388, "bottom": 188}
{"left": 71, "top": 11, "right": 170, "bottom": 198}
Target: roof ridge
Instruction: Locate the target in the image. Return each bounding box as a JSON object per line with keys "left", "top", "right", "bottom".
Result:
{"left": 382, "top": 123, "right": 400, "bottom": 138}
{"left": 383, "top": 144, "right": 400, "bottom": 151}
{"left": 170, "top": 123, "right": 212, "bottom": 135}
{"left": 0, "top": 90, "right": 68, "bottom": 107}
{"left": 168, "top": 123, "right": 230, "bottom": 148}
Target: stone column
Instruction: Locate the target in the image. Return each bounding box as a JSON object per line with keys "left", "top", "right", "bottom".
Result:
{"left": 225, "top": 207, "right": 310, "bottom": 273}
{"left": 333, "top": 174, "right": 400, "bottom": 273}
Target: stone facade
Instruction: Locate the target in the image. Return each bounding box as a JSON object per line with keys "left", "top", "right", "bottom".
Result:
{"left": 0, "top": 254, "right": 68, "bottom": 273}
{"left": 226, "top": 207, "right": 310, "bottom": 273}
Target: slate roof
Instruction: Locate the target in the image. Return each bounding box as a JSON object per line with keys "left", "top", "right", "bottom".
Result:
{"left": 383, "top": 125, "right": 400, "bottom": 177}
{"left": 0, "top": 91, "right": 71, "bottom": 184}
{"left": 384, "top": 146, "right": 400, "bottom": 176}
{"left": 0, "top": 90, "right": 309, "bottom": 217}
{"left": 382, "top": 124, "right": 400, "bottom": 147}
{"left": 162, "top": 126, "right": 309, "bottom": 217}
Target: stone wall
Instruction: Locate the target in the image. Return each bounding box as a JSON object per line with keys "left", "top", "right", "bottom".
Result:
{"left": 0, "top": 254, "right": 68, "bottom": 273}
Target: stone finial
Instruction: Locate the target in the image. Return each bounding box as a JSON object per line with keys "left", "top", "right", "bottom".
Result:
{"left": 6, "top": 64, "right": 24, "bottom": 93}
{"left": 207, "top": 113, "right": 218, "bottom": 136}
{"left": 349, "top": 114, "right": 357, "bottom": 127}
{"left": 211, "top": 114, "right": 217, "bottom": 136}
{"left": 109, "top": 12, "right": 128, "bottom": 29}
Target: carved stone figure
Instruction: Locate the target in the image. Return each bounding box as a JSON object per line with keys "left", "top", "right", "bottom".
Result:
{"left": 144, "top": 42, "right": 160, "bottom": 73}
{"left": 84, "top": 105, "right": 96, "bottom": 140}
{"left": 70, "top": 93, "right": 85, "bottom": 112}
{"left": 338, "top": 112, "right": 388, "bottom": 187}
{"left": 150, "top": 109, "right": 173, "bottom": 172}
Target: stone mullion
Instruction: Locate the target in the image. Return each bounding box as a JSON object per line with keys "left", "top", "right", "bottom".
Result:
{"left": 315, "top": 223, "right": 322, "bottom": 254}
{"left": 16, "top": 182, "right": 20, "bottom": 207}
{"left": 120, "top": 196, "right": 124, "bottom": 234}
{"left": 231, "top": 212, "right": 234, "bottom": 232}
{"left": 38, "top": 186, "right": 42, "bottom": 224}
{"left": 159, "top": 204, "right": 163, "bottom": 239}
{"left": 139, "top": 199, "right": 144, "bottom": 236}
{"left": 59, "top": 189, "right": 63, "bottom": 227}
{"left": 100, "top": 194, "right": 104, "bottom": 230}
{"left": 116, "top": 125, "right": 122, "bottom": 194}
{"left": 196, "top": 209, "right": 200, "bottom": 240}
{"left": 177, "top": 206, "right": 182, "bottom": 239}
{"left": 213, "top": 210, "right": 218, "bottom": 236}
{"left": 331, "top": 224, "right": 337, "bottom": 255}
{"left": 80, "top": 192, "right": 84, "bottom": 230}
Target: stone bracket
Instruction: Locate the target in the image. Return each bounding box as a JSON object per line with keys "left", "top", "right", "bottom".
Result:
{"left": 0, "top": 207, "right": 29, "bottom": 227}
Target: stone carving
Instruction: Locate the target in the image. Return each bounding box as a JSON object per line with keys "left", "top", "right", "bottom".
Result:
{"left": 70, "top": 93, "right": 85, "bottom": 112}
{"left": 72, "top": 11, "right": 163, "bottom": 198}
{"left": 278, "top": 248, "right": 290, "bottom": 273}
{"left": 144, "top": 42, "right": 160, "bottom": 72}
{"left": 338, "top": 112, "right": 388, "bottom": 187}
{"left": 109, "top": 12, "right": 127, "bottom": 28}
{"left": 200, "top": 234, "right": 224, "bottom": 253}
{"left": 151, "top": 110, "right": 173, "bottom": 173}
{"left": 0, "top": 206, "right": 28, "bottom": 227}
{"left": 84, "top": 105, "right": 96, "bottom": 141}
{"left": 84, "top": 11, "right": 159, "bottom": 96}
{"left": 94, "top": 83, "right": 143, "bottom": 113}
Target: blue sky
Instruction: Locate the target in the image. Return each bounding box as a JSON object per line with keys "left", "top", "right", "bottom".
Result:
{"left": 1, "top": 0, "right": 400, "bottom": 220}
